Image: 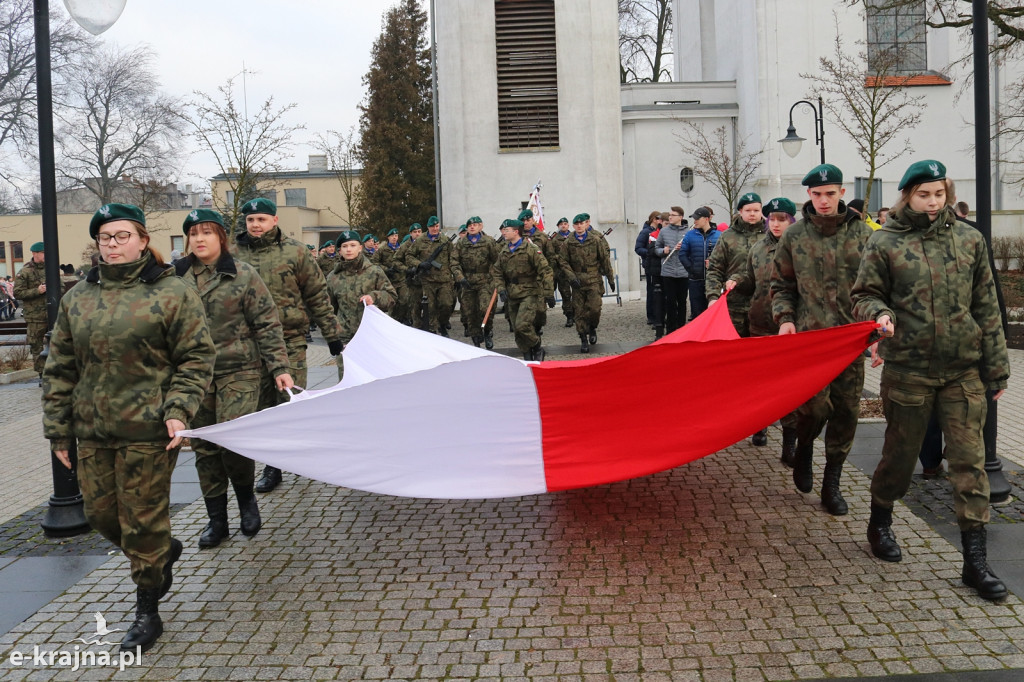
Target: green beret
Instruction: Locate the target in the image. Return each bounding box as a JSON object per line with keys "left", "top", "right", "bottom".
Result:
{"left": 30, "top": 241, "right": 44, "bottom": 253}
{"left": 518, "top": 209, "right": 534, "bottom": 221}
{"left": 500, "top": 219, "right": 524, "bottom": 229}
{"left": 457, "top": 224, "right": 467, "bottom": 233}
{"left": 338, "top": 230, "right": 360, "bottom": 245}
{"left": 321, "top": 240, "right": 335, "bottom": 248}
{"left": 306, "top": 244, "right": 315, "bottom": 250}
{"left": 426, "top": 216, "right": 439, "bottom": 227}
{"left": 736, "top": 192, "right": 762, "bottom": 210}
{"left": 764, "top": 197, "right": 797, "bottom": 217}
{"left": 572, "top": 213, "right": 590, "bottom": 224}
{"left": 240, "top": 197, "right": 277, "bottom": 216}
{"left": 386, "top": 228, "right": 398, "bottom": 237}
{"left": 898, "top": 160, "right": 947, "bottom": 191}
{"left": 401, "top": 234, "right": 410, "bottom": 243}
{"left": 362, "top": 234, "right": 374, "bottom": 243}
{"left": 90, "top": 203, "right": 145, "bottom": 238}
{"left": 467, "top": 216, "right": 482, "bottom": 225}
{"left": 409, "top": 223, "right": 422, "bottom": 233}
{"left": 181, "top": 208, "right": 225, "bottom": 236}
{"left": 557, "top": 217, "right": 568, "bottom": 226}
{"left": 801, "top": 164, "right": 843, "bottom": 188}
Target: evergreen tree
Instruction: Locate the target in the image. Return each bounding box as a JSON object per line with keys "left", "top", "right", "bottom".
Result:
{"left": 355, "top": 0, "right": 435, "bottom": 237}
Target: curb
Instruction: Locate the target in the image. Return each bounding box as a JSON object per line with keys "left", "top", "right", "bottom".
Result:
{"left": 0, "top": 369, "right": 36, "bottom": 385}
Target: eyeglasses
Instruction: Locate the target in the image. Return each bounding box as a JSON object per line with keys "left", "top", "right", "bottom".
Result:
{"left": 96, "top": 231, "right": 136, "bottom": 245}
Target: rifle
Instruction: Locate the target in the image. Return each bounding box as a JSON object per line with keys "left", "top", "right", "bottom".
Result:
{"left": 481, "top": 288, "right": 499, "bottom": 329}
{"left": 417, "top": 233, "right": 459, "bottom": 273}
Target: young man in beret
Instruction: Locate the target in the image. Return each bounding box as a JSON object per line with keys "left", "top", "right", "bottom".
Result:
{"left": 770, "top": 164, "right": 875, "bottom": 516}
{"left": 372, "top": 228, "right": 407, "bottom": 323}
{"left": 395, "top": 223, "right": 426, "bottom": 328}
{"left": 490, "top": 219, "right": 554, "bottom": 360}
{"left": 550, "top": 217, "right": 576, "bottom": 326}
{"left": 706, "top": 193, "right": 765, "bottom": 338}
{"left": 403, "top": 216, "right": 456, "bottom": 336}
{"left": 564, "top": 214, "right": 614, "bottom": 352}
{"left": 452, "top": 216, "right": 500, "bottom": 348}
{"left": 520, "top": 208, "right": 571, "bottom": 335}
{"left": 317, "top": 240, "right": 337, "bottom": 276}
{"left": 14, "top": 241, "right": 50, "bottom": 382}
{"left": 233, "top": 198, "right": 345, "bottom": 493}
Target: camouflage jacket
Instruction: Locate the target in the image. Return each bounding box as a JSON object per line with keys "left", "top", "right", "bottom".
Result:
{"left": 402, "top": 233, "right": 455, "bottom": 284}
{"left": 451, "top": 233, "right": 500, "bottom": 288}
{"left": 326, "top": 253, "right": 397, "bottom": 344}
{"left": 526, "top": 228, "right": 572, "bottom": 282}
{"left": 563, "top": 230, "right": 613, "bottom": 290}
{"left": 317, "top": 252, "right": 339, "bottom": 277}
{"left": 852, "top": 206, "right": 1010, "bottom": 390}
{"left": 175, "top": 253, "right": 289, "bottom": 379}
{"left": 730, "top": 231, "right": 781, "bottom": 337}
{"left": 43, "top": 251, "right": 215, "bottom": 450}
{"left": 771, "top": 202, "right": 872, "bottom": 330}
{"left": 705, "top": 216, "right": 765, "bottom": 313}
{"left": 13, "top": 260, "right": 47, "bottom": 321}
{"left": 232, "top": 226, "right": 343, "bottom": 343}
{"left": 490, "top": 238, "right": 553, "bottom": 299}
{"left": 371, "top": 243, "right": 405, "bottom": 286}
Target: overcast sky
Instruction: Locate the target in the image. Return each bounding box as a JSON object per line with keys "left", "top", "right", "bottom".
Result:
{"left": 71, "top": 0, "right": 405, "bottom": 188}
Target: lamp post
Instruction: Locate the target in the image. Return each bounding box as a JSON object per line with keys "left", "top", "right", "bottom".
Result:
{"left": 779, "top": 97, "right": 826, "bottom": 165}
{"left": 36, "top": 0, "right": 126, "bottom": 537}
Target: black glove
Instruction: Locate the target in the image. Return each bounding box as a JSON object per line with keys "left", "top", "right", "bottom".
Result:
{"left": 546, "top": 296, "right": 556, "bottom": 308}
{"left": 607, "top": 278, "right": 615, "bottom": 293}
{"left": 327, "top": 340, "right": 344, "bottom": 356}
{"left": 406, "top": 266, "right": 417, "bottom": 277}
{"left": 459, "top": 278, "right": 470, "bottom": 288}
{"left": 499, "top": 291, "right": 508, "bottom": 303}
{"left": 417, "top": 261, "right": 432, "bottom": 273}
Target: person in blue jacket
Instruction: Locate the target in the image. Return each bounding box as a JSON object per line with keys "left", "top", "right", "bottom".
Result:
{"left": 678, "top": 207, "right": 720, "bottom": 321}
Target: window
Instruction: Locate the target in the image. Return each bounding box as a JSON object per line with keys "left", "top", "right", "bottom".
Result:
{"left": 285, "top": 188, "right": 307, "bottom": 207}
{"left": 226, "top": 190, "right": 234, "bottom": 205}
{"left": 11, "top": 241, "right": 22, "bottom": 261}
{"left": 495, "top": 0, "right": 559, "bottom": 149}
{"left": 866, "top": 0, "right": 926, "bottom": 74}
{"left": 171, "top": 235, "right": 184, "bottom": 253}
{"left": 258, "top": 190, "right": 277, "bottom": 205}
{"left": 680, "top": 167, "right": 695, "bottom": 194}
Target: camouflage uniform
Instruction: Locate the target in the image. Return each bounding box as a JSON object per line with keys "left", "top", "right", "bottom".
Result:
{"left": 233, "top": 226, "right": 343, "bottom": 407}
{"left": 372, "top": 242, "right": 408, "bottom": 322}
{"left": 42, "top": 252, "right": 215, "bottom": 588}
{"left": 176, "top": 253, "right": 290, "bottom": 498}
{"left": 317, "top": 252, "right": 338, "bottom": 278}
{"left": 395, "top": 237, "right": 425, "bottom": 328}
{"left": 325, "top": 253, "right": 397, "bottom": 380}
{"left": 403, "top": 233, "right": 456, "bottom": 334}
{"left": 771, "top": 201, "right": 873, "bottom": 486}
{"left": 550, "top": 229, "right": 576, "bottom": 321}
{"left": 13, "top": 259, "right": 48, "bottom": 374}
{"left": 451, "top": 232, "right": 500, "bottom": 344}
{"left": 852, "top": 205, "right": 1010, "bottom": 529}
{"left": 563, "top": 229, "right": 613, "bottom": 338}
{"left": 524, "top": 228, "right": 563, "bottom": 330}
{"left": 705, "top": 216, "right": 765, "bottom": 337}
{"left": 490, "top": 238, "right": 553, "bottom": 355}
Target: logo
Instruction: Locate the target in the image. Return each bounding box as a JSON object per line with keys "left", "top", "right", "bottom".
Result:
{"left": 250, "top": 200, "right": 259, "bottom": 211}
{"left": 819, "top": 169, "right": 829, "bottom": 182}
{"left": 745, "top": 194, "right": 754, "bottom": 202}
{"left": 6, "top": 612, "right": 143, "bottom": 672}
{"left": 771, "top": 200, "right": 779, "bottom": 209}
{"left": 929, "top": 162, "right": 940, "bottom": 176}
{"left": 188, "top": 210, "right": 198, "bottom": 222}
{"left": 99, "top": 205, "right": 111, "bottom": 218}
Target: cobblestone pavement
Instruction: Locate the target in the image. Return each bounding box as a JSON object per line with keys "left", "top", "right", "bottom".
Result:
{"left": 2, "top": 299, "right": 1024, "bottom": 680}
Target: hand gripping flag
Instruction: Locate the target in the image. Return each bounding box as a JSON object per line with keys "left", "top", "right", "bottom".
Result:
{"left": 180, "top": 295, "right": 877, "bottom": 499}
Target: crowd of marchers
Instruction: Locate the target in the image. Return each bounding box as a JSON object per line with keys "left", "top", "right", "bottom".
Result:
{"left": 21, "top": 156, "right": 1012, "bottom": 654}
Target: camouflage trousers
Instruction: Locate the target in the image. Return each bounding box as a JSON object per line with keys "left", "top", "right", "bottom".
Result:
{"left": 573, "top": 285, "right": 603, "bottom": 335}
{"left": 795, "top": 356, "right": 864, "bottom": 466}
{"left": 871, "top": 366, "right": 990, "bottom": 530}
{"left": 727, "top": 301, "right": 751, "bottom": 338}
{"left": 192, "top": 371, "right": 260, "bottom": 498}
{"left": 422, "top": 280, "right": 455, "bottom": 332}
{"left": 26, "top": 316, "right": 47, "bottom": 375}
{"left": 403, "top": 281, "right": 427, "bottom": 329}
{"left": 556, "top": 274, "right": 575, "bottom": 320}
{"left": 258, "top": 336, "right": 307, "bottom": 410}
{"left": 77, "top": 441, "right": 179, "bottom": 589}
{"left": 461, "top": 283, "right": 496, "bottom": 337}
{"left": 509, "top": 295, "right": 544, "bottom": 353}
{"left": 390, "top": 278, "right": 408, "bottom": 323}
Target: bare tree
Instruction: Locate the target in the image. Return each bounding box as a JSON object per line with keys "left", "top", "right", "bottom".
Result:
{"left": 675, "top": 122, "right": 763, "bottom": 218}
{"left": 311, "top": 127, "right": 361, "bottom": 225}
{"left": 54, "top": 45, "right": 184, "bottom": 211}
{"left": 800, "top": 25, "right": 924, "bottom": 209}
{"left": 618, "top": 0, "right": 673, "bottom": 83}
{"left": 179, "top": 75, "right": 304, "bottom": 231}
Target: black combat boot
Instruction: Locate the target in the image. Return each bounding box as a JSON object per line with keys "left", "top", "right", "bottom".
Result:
{"left": 564, "top": 317, "right": 573, "bottom": 327}
{"left": 751, "top": 429, "right": 767, "bottom": 446}
{"left": 579, "top": 334, "right": 590, "bottom": 353}
{"left": 820, "top": 462, "right": 848, "bottom": 515}
{"left": 471, "top": 334, "right": 483, "bottom": 348}
{"left": 198, "top": 494, "right": 229, "bottom": 549}
{"left": 867, "top": 503, "right": 902, "bottom": 562}
{"left": 961, "top": 526, "right": 1008, "bottom": 601}
{"left": 438, "top": 326, "right": 449, "bottom": 338}
{"left": 588, "top": 329, "right": 597, "bottom": 345}
{"left": 654, "top": 325, "right": 664, "bottom": 340}
{"left": 792, "top": 441, "right": 814, "bottom": 494}
{"left": 484, "top": 333, "right": 494, "bottom": 350}
{"left": 159, "top": 537, "right": 183, "bottom": 599}
{"left": 255, "top": 466, "right": 282, "bottom": 493}
{"left": 523, "top": 348, "right": 534, "bottom": 361}
{"left": 121, "top": 587, "right": 163, "bottom": 652}
{"left": 463, "top": 326, "right": 470, "bottom": 337}
{"left": 780, "top": 427, "right": 797, "bottom": 468}
{"left": 532, "top": 344, "right": 545, "bottom": 362}
{"left": 234, "top": 484, "right": 262, "bottom": 537}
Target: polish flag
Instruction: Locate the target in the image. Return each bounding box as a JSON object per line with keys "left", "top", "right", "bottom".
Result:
{"left": 181, "top": 296, "right": 877, "bottom": 499}
{"left": 526, "top": 181, "right": 545, "bottom": 232}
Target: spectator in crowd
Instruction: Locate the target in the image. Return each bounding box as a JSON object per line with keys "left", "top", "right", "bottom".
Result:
{"left": 635, "top": 210, "right": 662, "bottom": 327}
{"left": 847, "top": 199, "right": 881, "bottom": 230}
{"left": 654, "top": 207, "right": 690, "bottom": 333}
{"left": 678, "top": 207, "right": 720, "bottom": 321}
{"left": 853, "top": 159, "right": 1009, "bottom": 601}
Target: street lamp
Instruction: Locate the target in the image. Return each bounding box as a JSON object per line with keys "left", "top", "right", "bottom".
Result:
{"left": 35, "top": 0, "right": 126, "bottom": 537}
{"left": 779, "top": 97, "right": 826, "bottom": 165}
